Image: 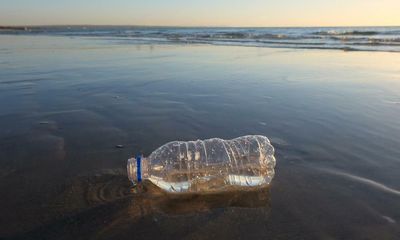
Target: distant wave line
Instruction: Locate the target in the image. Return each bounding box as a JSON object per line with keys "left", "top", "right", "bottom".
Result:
{"left": 2, "top": 26, "right": 400, "bottom": 52}
{"left": 319, "top": 168, "right": 400, "bottom": 197}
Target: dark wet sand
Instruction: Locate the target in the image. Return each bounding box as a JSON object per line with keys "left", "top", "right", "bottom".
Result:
{"left": 0, "top": 35, "right": 400, "bottom": 239}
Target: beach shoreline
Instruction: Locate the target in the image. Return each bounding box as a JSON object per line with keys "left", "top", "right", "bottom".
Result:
{"left": 0, "top": 34, "right": 399, "bottom": 239}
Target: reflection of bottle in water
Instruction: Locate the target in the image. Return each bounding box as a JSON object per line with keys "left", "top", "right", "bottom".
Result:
{"left": 127, "top": 135, "right": 276, "bottom": 193}
{"left": 127, "top": 185, "right": 271, "bottom": 217}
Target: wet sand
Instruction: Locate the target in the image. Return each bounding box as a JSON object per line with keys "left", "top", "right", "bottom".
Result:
{"left": 0, "top": 35, "right": 400, "bottom": 239}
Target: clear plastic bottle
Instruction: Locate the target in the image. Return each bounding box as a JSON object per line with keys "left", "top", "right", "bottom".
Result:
{"left": 127, "top": 135, "right": 276, "bottom": 193}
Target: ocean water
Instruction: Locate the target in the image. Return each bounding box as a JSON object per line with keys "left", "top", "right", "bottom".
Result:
{"left": 0, "top": 32, "right": 400, "bottom": 239}
{"left": 1, "top": 26, "right": 400, "bottom": 52}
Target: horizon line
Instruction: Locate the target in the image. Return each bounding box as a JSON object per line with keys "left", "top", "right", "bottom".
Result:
{"left": 1, "top": 24, "right": 400, "bottom": 28}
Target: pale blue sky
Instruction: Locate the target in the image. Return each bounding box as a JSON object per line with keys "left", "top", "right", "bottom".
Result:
{"left": 1, "top": 0, "right": 399, "bottom": 26}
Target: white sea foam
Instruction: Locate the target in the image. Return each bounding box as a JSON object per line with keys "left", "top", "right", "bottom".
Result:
{"left": 2, "top": 26, "right": 400, "bottom": 52}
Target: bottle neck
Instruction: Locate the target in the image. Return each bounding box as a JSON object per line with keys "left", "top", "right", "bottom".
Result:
{"left": 127, "top": 157, "right": 148, "bottom": 183}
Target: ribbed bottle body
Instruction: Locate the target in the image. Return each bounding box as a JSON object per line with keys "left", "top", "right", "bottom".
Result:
{"left": 128, "top": 135, "right": 276, "bottom": 193}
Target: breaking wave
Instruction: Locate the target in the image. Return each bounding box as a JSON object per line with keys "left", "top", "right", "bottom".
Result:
{"left": 1, "top": 26, "right": 400, "bottom": 52}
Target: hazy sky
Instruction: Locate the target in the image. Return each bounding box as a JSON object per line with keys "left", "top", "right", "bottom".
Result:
{"left": 1, "top": 0, "right": 399, "bottom": 27}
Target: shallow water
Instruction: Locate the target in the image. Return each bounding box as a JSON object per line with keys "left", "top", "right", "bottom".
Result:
{"left": 0, "top": 35, "right": 400, "bottom": 239}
